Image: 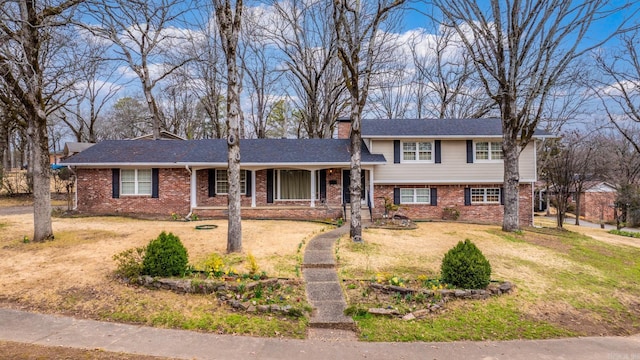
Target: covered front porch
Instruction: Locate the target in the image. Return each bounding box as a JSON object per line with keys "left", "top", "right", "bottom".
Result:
{"left": 185, "top": 166, "right": 375, "bottom": 220}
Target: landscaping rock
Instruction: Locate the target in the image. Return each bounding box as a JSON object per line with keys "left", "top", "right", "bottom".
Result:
{"left": 402, "top": 313, "right": 416, "bottom": 321}
{"left": 257, "top": 305, "right": 270, "bottom": 312}
{"left": 454, "top": 290, "right": 469, "bottom": 298}
{"left": 368, "top": 308, "right": 400, "bottom": 316}
{"left": 499, "top": 281, "right": 514, "bottom": 293}
{"left": 412, "top": 309, "right": 429, "bottom": 319}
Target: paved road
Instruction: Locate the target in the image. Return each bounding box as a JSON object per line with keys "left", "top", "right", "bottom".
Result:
{"left": 1, "top": 309, "right": 639, "bottom": 360}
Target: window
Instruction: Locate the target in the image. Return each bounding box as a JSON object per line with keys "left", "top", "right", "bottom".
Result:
{"left": 402, "top": 141, "right": 432, "bottom": 162}
{"left": 475, "top": 142, "right": 503, "bottom": 161}
{"left": 471, "top": 188, "right": 501, "bottom": 204}
{"left": 121, "top": 169, "right": 152, "bottom": 195}
{"left": 216, "top": 170, "right": 246, "bottom": 194}
{"left": 278, "top": 170, "right": 311, "bottom": 200}
{"left": 400, "top": 188, "right": 430, "bottom": 204}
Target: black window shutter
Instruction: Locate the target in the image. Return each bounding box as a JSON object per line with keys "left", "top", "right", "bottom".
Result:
{"left": 319, "top": 169, "right": 327, "bottom": 201}
{"left": 151, "top": 168, "right": 159, "bottom": 198}
{"left": 266, "top": 169, "right": 274, "bottom": 203}
{"left": 393, "top": 188, "right": 400, "bottom": 205}
{"left": 500, "top": 186, "right": 505, "bottom": 205}
{"left": 246, "top": 170, "right": 252, "bottom": 196}
{"left": 430, "top": 188, "right": 437, "bottom": 206}
{"left": 394, "top": 140, "right": 400, "bottom": 164}
{"left": 112, "top": 169, "right": 120, "bottom": 199}
{"left": 466, "top": 140, "right": 473, "bottom": 163}
{"left": 435, "top": 140, "right": 441, "bottom": 164}
{"left": 464, "top": 188, "right": 471, "bottom": 206}
{"left": 208, "top": 169, "right": 216, "bottom": 197}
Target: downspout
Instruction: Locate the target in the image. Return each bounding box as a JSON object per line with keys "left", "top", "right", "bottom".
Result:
{"left": 185, "top": 165, "right": 193, "bottom": 220}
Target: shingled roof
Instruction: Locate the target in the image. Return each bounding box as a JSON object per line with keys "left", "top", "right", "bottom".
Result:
{"left": 362, "top": 118, "right": 553, "bottom": 138}
{"left": 61, "top": 139, "right": 386, "bottom": 166}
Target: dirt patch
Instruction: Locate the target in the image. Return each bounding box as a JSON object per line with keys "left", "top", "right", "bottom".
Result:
{"left": 519, "top": 228, "right": 574, "bottom": 254}
{"left": 0, "top": 341, "right": 175, "bottom": 360}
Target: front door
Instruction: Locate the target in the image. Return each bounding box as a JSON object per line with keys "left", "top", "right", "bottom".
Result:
{"left": 342, "top": 169, "right": 366, "bottom": 204}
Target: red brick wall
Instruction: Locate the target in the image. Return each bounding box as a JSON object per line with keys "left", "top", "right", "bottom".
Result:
{"left": 579, "top": 192, "right": 616, "bottom": 223}
{"left": 372, "top": 183, "right": 533, "bottom": 227}
{"left": 76, "top": 168, "right": 191, "bottom": 216}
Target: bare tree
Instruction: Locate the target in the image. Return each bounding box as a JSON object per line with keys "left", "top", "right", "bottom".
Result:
{"left": 99, "top": 96, "right": 151, "bottom": 139}
{"left": 545, "top": 132, "right": 596, "bottom": 228}
{"left": 593, "top": 30, "right": 640, "bottom": 154}
{"left": 333, "top": 0, "right": 405, "bottom": 241}
{"left": 213, "top": 0, "right": 243, "bottom": 253}
{"left": 367, "top": 60, "right": 412, "bottom": 119}
{"left": 409, "top": 26, "right": 492, "bottom": 119}
{"left": 434, "top": 0, "right": 637, "bottom": 231}
{"left": 59, "top": 34, "right": 123, "bottom": 142}
{"left": 240, "top": 8, "right": 283, "bottom": 138}
{"left": 83, "top": 0, "right": 195, "bottom": 139}
{"left": 266, "top": 0, "right": 347, "bottom": 138}
{"left": 0, "top": 0, "right": 83, "bottom": 242}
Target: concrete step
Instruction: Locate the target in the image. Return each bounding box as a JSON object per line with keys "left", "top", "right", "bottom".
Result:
{"left": 308, "top": 300, "right": 355, "bottom": 330}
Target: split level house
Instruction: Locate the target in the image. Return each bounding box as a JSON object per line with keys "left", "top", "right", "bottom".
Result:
{"left": 61, "top": 118, "right": 551, "bottom": 226}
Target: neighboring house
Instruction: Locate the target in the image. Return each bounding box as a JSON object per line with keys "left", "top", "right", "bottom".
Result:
{"left": 63, "top": 142, "right": 95, "bottom": 158}
{"left": 578, "top": 182, "right": 617, "bottom": 223}
{"left": 61, "top": 118, "right": 551, "bottom": 226}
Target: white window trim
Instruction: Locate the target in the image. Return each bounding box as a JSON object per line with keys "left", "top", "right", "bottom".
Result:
{"left": 401, "top": 141, "right": 434, "bottom": 163}
{"left": 474, "top": 141, "right": 503, "bottom": 162}
{"left": 400, "top": 188, "right": 431, "bottom": 204}
{"left": 470, "top": 188, "right": 501, "bottom": 204}
{"left": 120, "top": 169, "right": 152, "bottom": 196}
{"left": 215, "top": 169, "right": 247, "bottom": 195}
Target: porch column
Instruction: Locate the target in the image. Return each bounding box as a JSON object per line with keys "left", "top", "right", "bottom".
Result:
{"left": 310, "top": 169, "right": 316, "bottom": 208}
{"left": 251, "top": 170, "right": 256, "bottom": 207}
{"left": 369, "top": 169, "right": 374, "bottom": 208}
{"left": 190, "top": 168, "right": 197, "bottom": 210}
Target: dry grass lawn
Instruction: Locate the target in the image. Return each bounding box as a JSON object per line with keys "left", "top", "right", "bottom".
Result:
{"left": 337, "top": 219, "right": 640, "bottom": 339}
{"left": 0, "top": 209, "right": 328, "bottom": 337}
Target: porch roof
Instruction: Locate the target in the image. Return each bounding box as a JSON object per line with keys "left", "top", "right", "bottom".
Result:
{"left": 361, "top": 118, "right": 553, "bottom": 138}
{"left": 61, "top": 138, "right": 386, "bottom": 166}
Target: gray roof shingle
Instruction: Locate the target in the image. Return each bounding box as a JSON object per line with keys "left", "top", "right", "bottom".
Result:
{"left": 362, "top": 118, "right": 552, "bottom": 137}
{"left": 61, "top": 139, "right": 386, "bottom": 166}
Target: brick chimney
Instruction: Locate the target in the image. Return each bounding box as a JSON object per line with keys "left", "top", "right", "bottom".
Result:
{"left": 336, "top": 117, "right": 351, "bottom": 139}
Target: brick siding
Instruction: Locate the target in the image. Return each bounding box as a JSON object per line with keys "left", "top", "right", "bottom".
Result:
{"left": 372, "top": 183, "right": 533, "bottom": 227}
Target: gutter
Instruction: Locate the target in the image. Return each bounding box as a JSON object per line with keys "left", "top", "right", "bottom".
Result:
{"left": 185, "top": 165, "right": 193, "bottom": 221}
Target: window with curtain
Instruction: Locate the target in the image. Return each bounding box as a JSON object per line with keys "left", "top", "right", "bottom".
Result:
{"left": 278, "top": 170, "right": 311, "bottom": 200}
{"left": 121, "top": 169, "right": 151, "bottom": 195}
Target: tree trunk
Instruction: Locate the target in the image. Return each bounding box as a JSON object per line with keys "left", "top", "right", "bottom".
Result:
{"left": 349, "top": 108, "right": 362, "bottom": 241}
{"left": 29, "top": 115, "right": 53, "bottom": 242}
{"left": 574, "top": 190, "right": 581, "bottom": 226}
{"left": 502, "top": 133, "right": 520, "bottom": 232}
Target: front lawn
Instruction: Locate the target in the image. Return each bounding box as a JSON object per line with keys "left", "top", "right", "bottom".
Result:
{"left": 336, "top": 222, "right": 640, "bottom": 341}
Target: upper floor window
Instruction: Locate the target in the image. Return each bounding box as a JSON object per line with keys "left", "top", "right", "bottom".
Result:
{"left": 400, "top": 188, "right": 430, "bottom": 204}
{"left": 475, "top": 142, "right": 503, "bottom": 161}
{"left": 471, "top": 188, "right": 501, "bottom": 204}
{"left": 216, "top": 170, "right": 247, "bottom": 194}
{"left": 402, "top": 141, "right": 432, "bottom": 162}
{"left": 121, "top": 169, "right": 151, "bottom": 195}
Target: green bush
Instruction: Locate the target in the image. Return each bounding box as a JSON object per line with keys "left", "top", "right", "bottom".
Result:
{"left": 440, "top": 239, "right": 491, "bottom": 289}
{"left": 142, "top": 231, "right": 189, "bottom": 277}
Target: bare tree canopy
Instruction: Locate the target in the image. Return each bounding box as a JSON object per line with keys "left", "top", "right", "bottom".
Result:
{"left": 433, "top": 0, "right": 639, "bottom": 231}
{"left": 593, "top": 30, "right": 640, "bottom": 154}
{"left": 0, "top": 0, "right": 84, "bottom": 242}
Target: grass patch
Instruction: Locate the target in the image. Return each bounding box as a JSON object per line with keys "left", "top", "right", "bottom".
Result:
{"left": 339, "top": 222, "right": 640, "bottom": 341}
{"left": 356, "top": 298, "right": 574, "bottom": 342}
{"left": 608, "top": 229, "right": 640, "bottom": 239}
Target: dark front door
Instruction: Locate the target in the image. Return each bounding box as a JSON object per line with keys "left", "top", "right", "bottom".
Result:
{"left": 342, "top": 169, "right": 366, "bottom": 204}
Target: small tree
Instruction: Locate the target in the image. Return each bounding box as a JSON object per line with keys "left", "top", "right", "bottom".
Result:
{"left": 142, "top": 232, "right": 189, "bottom": 277}
{"left": 441, "top": 239, "right": 491, "bottom": 289}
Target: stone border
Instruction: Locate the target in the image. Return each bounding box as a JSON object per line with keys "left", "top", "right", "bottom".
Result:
{"left": 137, "top": 276, "right": 306, "bottom": 317}
{"left": 366, "top": 281, "right": 514, "bottom": 320}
